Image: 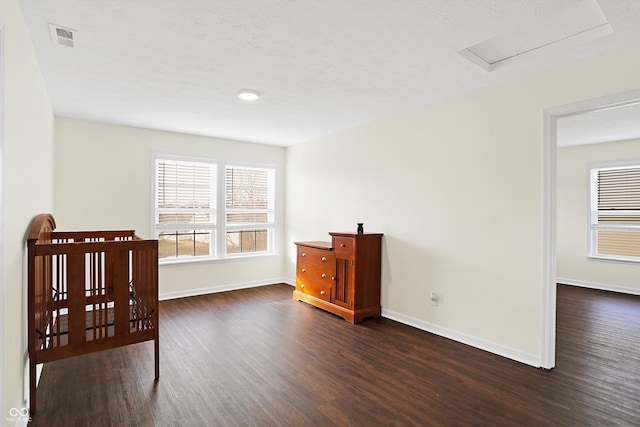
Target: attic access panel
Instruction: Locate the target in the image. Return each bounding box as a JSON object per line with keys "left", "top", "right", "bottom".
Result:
{"left": 458, "top": 0, "right": 613, "bottom": 71}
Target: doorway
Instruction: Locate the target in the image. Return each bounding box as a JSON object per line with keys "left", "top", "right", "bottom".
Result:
{"left": 542, "top": 89, "right": 640, "bottom": 369}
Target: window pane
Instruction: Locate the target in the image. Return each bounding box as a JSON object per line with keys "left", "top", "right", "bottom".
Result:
{"left": 597, "top": 230, "right": 640, "bottom": 257}
{"left": 598, "top": 167, "right": 640, "bottom": 210}
{"left": 158, "top": 230, "right": 211, "bottom": 259}
{"left": 598, "top": 214, "right": 640, "bottom": 225}
{"left": 226, "top": 229, "right": 268, "bottom": 254}
{"left": 157, "top": 160, "right": 213, "bottom": 209}
{"left": 226, "top": 212, "right": 268, "bottom": 224}
{"left": 255, "top": 230, "right": 268, "bottom": 251}
{"left": 241, "top": 231, "right": 256, "bottom": 252}
{"left": 159, "top": 213, "right": 211, "bottom": 224}
{"left": 226, "top": 231, "right": 241, "bottom": 254}
{"left": 225, "top": 166, "right": 271, "bottom": 210}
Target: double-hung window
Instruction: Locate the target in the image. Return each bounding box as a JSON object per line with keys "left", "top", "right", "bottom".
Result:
{"left": 589, "top": 162, "right": 640, "bottom": 262}
{"left": 154, "top": 155, "right": 217, "bottom": 261}
{"left": 153, "top": 154, "right": 275, "bottom": 263}
{"left": 225, "top": 164, "right": 275, "bottom": 255}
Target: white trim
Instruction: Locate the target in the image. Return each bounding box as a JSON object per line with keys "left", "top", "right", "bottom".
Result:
{"left": 557, "top": 277, "right": 640, "bottom": 296}
{"left": 0, "top": 16, "right": 5, "bottom": 421}
{"left": 159, "top": 251, "right": 280, "bottom": 267}
{"left": 587, "top": 254, "right": 640, "bottom": 265}
{"left": 541, "top": 107, "right": 557, "bottom": 369}
{"left": 159, "top": 277, "right": 292, "bottom": 301}
{"left": 542, "top": 88, "right": 640, "bottom": 371}
{"left": 381, "top": 308, "right": 541, "bottom": 368}
{"left": 11, "top": 416, "right": 29, "bottom": 427}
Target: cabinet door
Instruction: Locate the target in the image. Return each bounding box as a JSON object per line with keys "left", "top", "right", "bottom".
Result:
{"left": 334, "top": 258, "right": 354, "bottom": 309}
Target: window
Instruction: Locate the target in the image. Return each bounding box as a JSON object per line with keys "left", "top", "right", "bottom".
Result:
{"left": 589, "top": 162, "right": 640, "bottom": 262}
{"left": 154, "top": 156, "right": 217, "bottom": 261}
{"left": 225, "top": 164, "right": 275, "bottom": 255}
{"left": 153, "top": 154, "right": 275, "bottom": 263}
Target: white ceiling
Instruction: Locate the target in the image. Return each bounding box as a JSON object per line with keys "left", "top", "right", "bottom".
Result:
{"left": 557, "top": 102, "right": 640, "bottom": 147}
{"left": 18, "top": 0, "right": 640, "bottom": 146}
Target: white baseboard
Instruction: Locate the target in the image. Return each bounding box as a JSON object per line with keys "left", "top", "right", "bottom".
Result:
{"left": 381, "top": 308, "right": 541, "bottom": 368}
{"left": 10, "top": 416, "right": 30, "bottom": 427}
{"left": 159, "top": 277, "right": 293, "bottom": 300}
{"left": 557, "top": 277, "right": 640, "bottom": 296}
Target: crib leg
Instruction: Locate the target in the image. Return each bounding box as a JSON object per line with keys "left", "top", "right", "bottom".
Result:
{"left": 154, "top": 336, "right": 160, "bottom": 380}
{"left": 29, "top": 360, "right": 36, "bottom": 415}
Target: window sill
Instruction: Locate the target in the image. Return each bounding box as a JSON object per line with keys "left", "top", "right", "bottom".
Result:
{"left": 159, "top": 252, "right": 279, "bottom": 267}
{"left": 587, "top": 255, "right": 640, "bottom": 265}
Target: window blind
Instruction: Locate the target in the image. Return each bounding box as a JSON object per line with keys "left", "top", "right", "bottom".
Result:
{"left": 157, "top": 161, "right": 212, "bottom": 210}
{"left": 598, "top": 167, "right": 640, "bottom": 210}
{"left": 225, "top": 166, "right": 271, "bottom": 224}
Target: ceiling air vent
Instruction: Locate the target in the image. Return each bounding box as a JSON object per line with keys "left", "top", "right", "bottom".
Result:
{"left": 49, "top": 24, "right": 76, "bottom": 48}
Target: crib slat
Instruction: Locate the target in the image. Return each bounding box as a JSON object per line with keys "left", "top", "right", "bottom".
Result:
{"left": 67, "top": 253, "right": 86, "bottom": 345}
{"left": 113, "top": 250, "right": 130, "bottom": 336}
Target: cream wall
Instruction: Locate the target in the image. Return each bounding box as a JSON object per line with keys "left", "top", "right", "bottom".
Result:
{"left": 1, "top": 0, "right": 55, "bottom": 418}
{"left": 54, "top": 118, "right": 286, "bottom": 296}
{"left": 558, "top": 138, "right": 640, "bottom": 294}
{"left": 285, "top": 42, "right": 640, "bottom": 366}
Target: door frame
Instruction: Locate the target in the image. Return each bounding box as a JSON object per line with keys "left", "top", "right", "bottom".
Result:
{"left": 541, "top": 88, "right": 640, "bottom": 369}
{"left": 0, "top": 16, "right": 5, "bottom": 416}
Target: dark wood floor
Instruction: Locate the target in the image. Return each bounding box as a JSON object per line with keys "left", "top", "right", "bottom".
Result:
{"left": 29, "top": 284, "right": 640, "bottom": 426}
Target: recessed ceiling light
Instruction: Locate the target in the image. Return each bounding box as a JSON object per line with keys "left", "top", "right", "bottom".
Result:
{"left": 237, "top": 89, "right": 261, "bottom": 101}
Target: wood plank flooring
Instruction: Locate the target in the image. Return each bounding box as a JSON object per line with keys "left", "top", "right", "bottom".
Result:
{"left": 29, "top": 284, "right": 640, "bottom": 426}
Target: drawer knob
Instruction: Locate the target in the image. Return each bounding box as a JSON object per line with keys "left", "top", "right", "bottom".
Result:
{"left": 331, "top": 276, "right": 335, "bottom": 281}
{"left": 321, "top": 273, "right": 326, "bottom": 278}
{"left": 302, "top": 252, "right": 307, "bottom": 257}
{"left": 300, "top": 284, "right": 305, "bottom": 289}
{"left": 321, "top": 256, "right": 327, "bottom": 261}
{"left": 301, "top": 268, "right": 306, "bottom": 273}
{"left": 340, "top": 243, "right": 346, "bottom": 247}
{"left": 320, "top": 290, "right": 326, "bottom": 296}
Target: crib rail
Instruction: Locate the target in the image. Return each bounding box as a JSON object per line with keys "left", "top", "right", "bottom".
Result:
{"left": 27, "top": 214, "right": 159, "bottom": 415}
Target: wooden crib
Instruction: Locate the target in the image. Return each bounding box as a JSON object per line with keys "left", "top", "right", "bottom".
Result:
{"left": 27, "top": 214, "right": 159, "bottom": 414}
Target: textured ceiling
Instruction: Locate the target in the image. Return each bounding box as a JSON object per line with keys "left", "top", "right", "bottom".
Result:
{"left": 18, "top": 0, "right": 640, "bottom": 146}
{"left": 557, "top": 102, "right": 640, "bottom": 147}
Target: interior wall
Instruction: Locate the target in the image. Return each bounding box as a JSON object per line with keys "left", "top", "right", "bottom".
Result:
{"left": 1, "top": 0, "right": 54, "bottom": 416}
{"left": 54, "top": 117, "right": 287, "bottom": 296}
{"left": 557, "top": 137, "right": 640, "bottom": 294}
{"left": 285, "top": 42, "right": 640, "bottom": 366}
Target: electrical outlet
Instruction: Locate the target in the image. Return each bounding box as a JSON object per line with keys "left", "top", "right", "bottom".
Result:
{"left": 429, "top": 291, "right": 439, "bottom": 306}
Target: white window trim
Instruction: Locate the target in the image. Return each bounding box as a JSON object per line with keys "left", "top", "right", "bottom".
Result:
{"left": 587, "top": 159, "right": 640, "bottom": 264}
{"left": 151, "top": 152, "right": 277, "bottom": 265}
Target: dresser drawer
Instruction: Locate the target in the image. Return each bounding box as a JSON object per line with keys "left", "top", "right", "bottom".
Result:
{"left": 298, "top": 262, "right": 335, "bottom": 287}
{"left": 333, "top": 236, "right": 355, "bottom": 256}
{"left": 297, "top": 246, "right": 335, "bottom": 267}
{"left": 296, "top": 278, "right": 331, "bottom": 302}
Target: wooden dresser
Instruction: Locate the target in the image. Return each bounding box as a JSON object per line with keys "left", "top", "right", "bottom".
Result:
{"left": 293, "top": 232, "right": 383, "bottom": 323}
